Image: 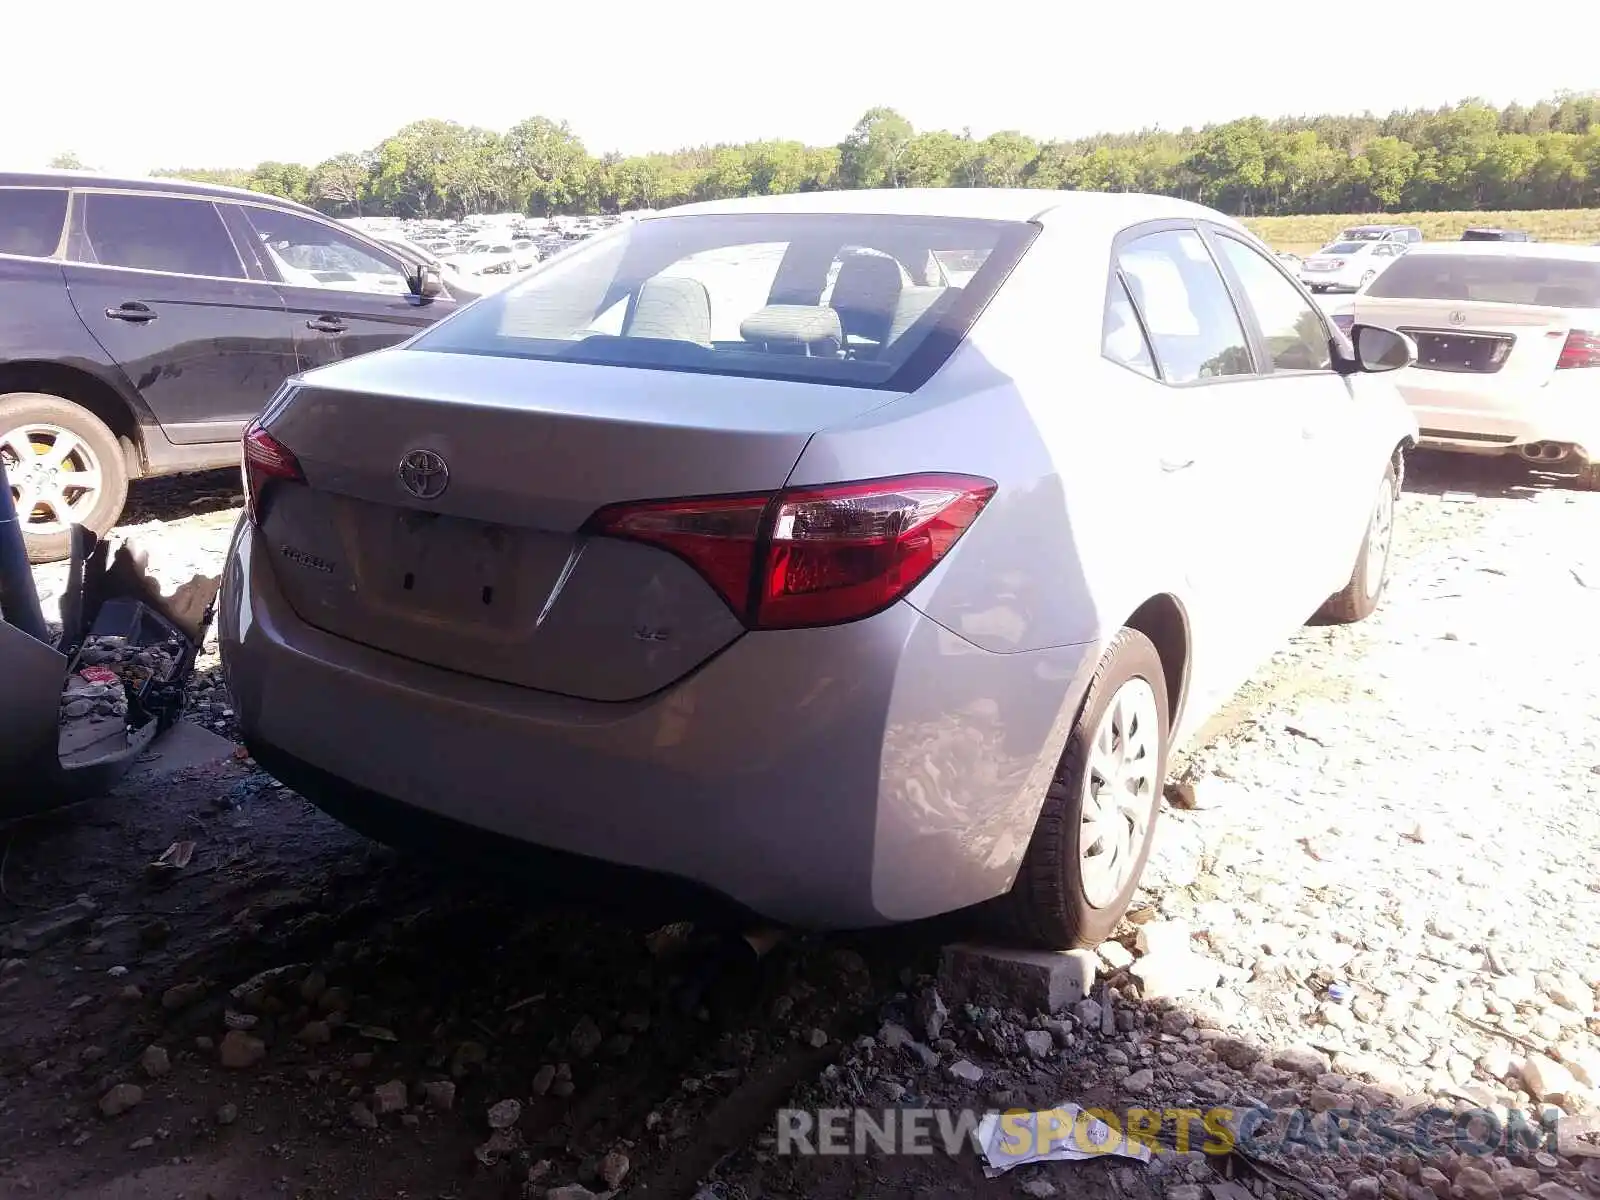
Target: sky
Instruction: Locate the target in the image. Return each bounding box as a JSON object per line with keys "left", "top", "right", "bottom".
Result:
{"left": 12, "top": 0, "right": 1600, "bottom": 174}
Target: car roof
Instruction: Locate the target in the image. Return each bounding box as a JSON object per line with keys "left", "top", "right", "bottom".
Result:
{"left": 652, "top": 188, "right": 1242, "bottom": 236}
{"left": 1402, "top": 241, "right": 1600, "bottom": 261}
{"left": 0, "top": 168, "right": 322, "bottom": 215}
{"left": 1343, "top": 223, "right": 1413, "bottom": 231}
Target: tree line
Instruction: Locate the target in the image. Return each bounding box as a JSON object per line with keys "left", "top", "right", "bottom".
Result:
{"left": 48, "top": 92, "right": 1600, "bottom": 220}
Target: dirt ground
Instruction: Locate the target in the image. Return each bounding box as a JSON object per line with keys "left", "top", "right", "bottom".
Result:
{"left": 3, "top": 451, "right": 1597, "bottom": 1200}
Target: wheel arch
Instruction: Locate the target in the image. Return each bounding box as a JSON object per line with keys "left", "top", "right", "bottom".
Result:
{"left": 1122, "top": 592, "right": 1191, "bottom": 731}
{"left": 0, "top": 361, "right": 147, "bottom": 479}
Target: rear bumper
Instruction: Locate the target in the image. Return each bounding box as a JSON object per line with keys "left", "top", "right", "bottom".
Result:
{"left": 1395, "top": 371, "right": 1600, "bottom": 460}
{"left": 217, "top": 518, "right": 1098, "bottom": 928}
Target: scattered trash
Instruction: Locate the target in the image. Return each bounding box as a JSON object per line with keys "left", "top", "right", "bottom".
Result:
{"left": 1325, "top": 982, "right": 1353, "bottom": 1003}
{"left": 1441, "top": 491, "right": 1478, "bottom": 503}
{"left": 971, "top": 1102, "right": 1153, "bottom": 1177}
{"left": 146, "top": 840, "right": 196, "bottom": 882}
{"left": 357, "top": 1025, "right": 399, "bottom": 1043}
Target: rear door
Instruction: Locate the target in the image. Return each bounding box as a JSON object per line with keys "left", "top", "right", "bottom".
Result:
{"left": 61, "top": 190, "right": 298, "bottom": 444}
{"left": 1207, "top": 227, "right": 1382, "bottom": 598}
{"left": 1109, "top": 224, "right": 1313, "bottom": 699}
{"left": 234, "top": 204, "right": 461, "bottom": 371}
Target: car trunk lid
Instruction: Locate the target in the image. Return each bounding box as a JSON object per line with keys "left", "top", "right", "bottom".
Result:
{"left": 1354, "top": 296, "right": 1583, "bottom": 381}
{"left": 256, "top": 348, "right": 903, "bottom": 701}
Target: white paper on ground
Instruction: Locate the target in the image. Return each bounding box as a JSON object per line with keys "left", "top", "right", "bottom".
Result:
{"left": 972, "top": 1102, "right": 1154, "bottom": 1177}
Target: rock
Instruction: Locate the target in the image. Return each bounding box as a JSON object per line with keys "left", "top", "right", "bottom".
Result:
{"left": 915, "top": 987, "right": 949, "bottom": 1040}
{"left": 0, "top": 896, "right": 98, "bottom": 953}
{"left": 532, "top": 1064, "right": 557, "bottom": 1095}
{"left": 450, "top": 1040, "right": 487, "bottom": 1078}
{"left": 1168, "top": 1187, "right": 1204, "bottom": 1200}
{"left": 879, "top": 1021, "right": 915, "bottom": 1050}
{"left": 1420, "top": 1166, "right": 1452, "bottom": 1197}
{"left": 1076, "top": 998, "right": 1103, "bottom": 1028}
{"left": 600, "top": 1150, "right": 630, "bottom": 1189}
{"left": 373, "top": 1079, "right": 408, "bottom": 1114}
{"left": 1522, "top": 1055, "right": 1578, "bottom": 1105}
{"left": 569, "top": 1016, "right": 604, "bottom": 1059}
{"left": 1099, "top": 941, "right": 1135, "bottom": 970}
{"left": 1024, "top": 1030, "right": 1054, "bottom": 1059}
{"left": 99, "top": 1083, "right": 143, "bottom": 1117}
{"left": 161, "top": 980, "right": 206, "bottom": 1011}
{"left": 1123, "top": 1068, "right": 1155, "bottom": 1094}
{"left": 349, "top": 1102, "right": 378, "bottom": 1129}
{"left": 139, "top": 1045, "right": 170, "bottom": 1078}
{"left": 947, "top": 1059, "right": 984, "bottom": 1084}
{"left": 195, "top": 1035, "right": 214, "bottom": 1053}
{"left": 128, "top": 1135, "right": 155, "bottom": 1150}
{"left": 1212, "top": 1038, "right": 1262, "bottom": 1070}
{"left": 1020, "top": 1181, "right": 1059, "bottom": 1198}
{"left": 1131, "top": 950, "right": 1224, "bottom": 1000}
{"left": 937, "top": 943, "right": 1096, "bottom": 1013}
{"left": 807, "top": 1028, "right": 828, "bottom": 1048}
{"left": 1159, "top": 1008, "right": 1192, "bottom": 1035}
{"left": 1274, "top": 1044, "right": 1332, "bottom": 1078}
{"left": 317, "top": 986, "right": 352, "bottom": 1013}
{"left": 216, "top": 1103, "right": 238, "bottom": 1126}
{"left": 546, "top": 1187, "right": 598, "bottom": 1200}
{"left": 487, "top": 1098, "right": 522, "bottom": 1129}
{"left": 350, "top": 1052, "right": 373, "bottom": 1070}
{"left": 423, "top": 1080, "right": 456, "bottom": 1111}
{"left": 218, "top": 1031, "right": 265, "bottom": 1070}
{"left": 1495, "top": 1167, "right": 1539, "bottom": 1196}
{"left": 1135, "top": 920, "right": 1193, "bottom": 957}
{"left": 297, "top": 1020, "right": 332, "bottom": 1045}
{"left": 619, "top": 1011, "right": 652, "bottom": 1034}
{"left": 1453, "top": 1166, "right": 1500, "bottom": 1200}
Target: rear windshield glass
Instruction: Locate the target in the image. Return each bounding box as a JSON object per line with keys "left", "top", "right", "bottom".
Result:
{"left": 1339, "top": 229, "right": 1387, "bottom": 241}
{"left": 1364, "top": 253, "right": 1600, "bottom": 306}
{"left": 0, "top": 187, "right": 69, "bottom": 257}
{"left": 1321, "top": 242, "right": 1365, "bottom": 255}
{"left": 410, "top": 212, "right": 1036, "bottom": 389}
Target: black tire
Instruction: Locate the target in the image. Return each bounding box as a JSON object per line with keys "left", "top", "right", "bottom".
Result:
{"left": 1316, "top": 458, "right": 1398, "bottom": 624}
{"left": 0, "top": 392, "right": 130, "bottom": 565}
{"left": 990, "top": 628, "right": 1170, "bottom": 950}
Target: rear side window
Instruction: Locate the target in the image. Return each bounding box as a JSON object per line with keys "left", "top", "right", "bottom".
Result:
{"left": 1365, "top": 253, "right": 1600, "bottom": 307}
{"left": 1214, "top": 236, "right": 1332, "bottom": 372}
{"left": 80, "top": 193, "right": 246, "bottom": 280}
{"left": 1102, "top": 276, "right": 1156, "bottom": 378}
{"left": 411, "top": 212, "right": 1037, "bottom": 390}
{"left": 0, "top": 187, "right": 68, "bottom": 257}
{"left": 1116, "top": 229, "right": 1253, "bottom": 384}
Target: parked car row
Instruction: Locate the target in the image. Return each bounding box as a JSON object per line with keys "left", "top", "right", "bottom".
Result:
{"left": 1296, "top": 222, "right": 1538, "bottom": 294}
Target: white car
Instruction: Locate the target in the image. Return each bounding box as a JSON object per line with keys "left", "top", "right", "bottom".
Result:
{"left": 511, "top": 238, "right": 541, "bottom": 271}
{"left": 1352, "top": 242, "right": 1600, "bottom": 488}
{"left": 447, "top": 240, "right": 519, "bottom": 279}
{"left": 1299, "top": 240, "right": 1408, "bottom": 293}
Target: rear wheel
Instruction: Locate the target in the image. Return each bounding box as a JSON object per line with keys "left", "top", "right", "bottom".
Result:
{"left": 991, "top": 628, "right": 1169, "bottom": 950}
{"left": 0, "top": 392, "right": 130, "bottom": 565}
{"left": 1316, "top": 458, "right": 1398, "bottom": 624}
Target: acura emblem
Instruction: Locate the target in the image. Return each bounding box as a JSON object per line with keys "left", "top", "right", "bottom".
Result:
{"left": 397, "top": 449, "right": 449, "bottom": 500}
{"left": 1448, "top": 310, "right": 1468, "bottom": 326}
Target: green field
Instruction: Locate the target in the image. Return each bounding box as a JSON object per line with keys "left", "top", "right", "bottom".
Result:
{"left": 1244, "top": 210, "right": 1600, "bottom": 254}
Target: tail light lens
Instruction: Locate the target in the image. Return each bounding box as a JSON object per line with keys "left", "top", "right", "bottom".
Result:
{"left": 1556, "top": 330, "right": 1600, "bottom": 369}
{"left": 242, "top": 418, "right": 305, "bottom": 524}
{"left": 589, "top": 473, "right": 997, "bottom": 630}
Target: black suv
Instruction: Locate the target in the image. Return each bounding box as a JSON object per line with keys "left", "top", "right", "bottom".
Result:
{"left": 1460, "top": 227, "right": 1534, "bottom": 242}
{"left": 0, "top": 172, "right": 479, "bottom": 563}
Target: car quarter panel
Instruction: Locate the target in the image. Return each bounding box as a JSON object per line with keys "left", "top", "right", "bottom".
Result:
{"left": 788, "top": 221, "right": 1192, "bottom": 658}
{"left": 220, "top": 515, "right": 1099, "bottom": 926}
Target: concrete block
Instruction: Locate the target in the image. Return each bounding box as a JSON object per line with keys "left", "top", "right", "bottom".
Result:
{"left": 937, "top": 942, "right": 1097, "bottom": 1013}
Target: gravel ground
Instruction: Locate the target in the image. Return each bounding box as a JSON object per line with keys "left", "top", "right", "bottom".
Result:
{"left": 4, "top": 451, "right": 1600, "bottom": 1200}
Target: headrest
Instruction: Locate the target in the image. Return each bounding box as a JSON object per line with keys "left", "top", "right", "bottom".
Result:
{"left": 739, "top": 304, "right": 844, "bottom": 352}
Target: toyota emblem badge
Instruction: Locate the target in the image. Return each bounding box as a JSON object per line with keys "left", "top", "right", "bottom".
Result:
{"left": 398, "top": 449, "right": 450, "bottom": 500}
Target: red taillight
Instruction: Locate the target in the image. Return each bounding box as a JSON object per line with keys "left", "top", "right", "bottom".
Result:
{"left": 589, "top": 473, "right": 997, "bottom": 630}
{"left": 1556, "top": 330, "right": 1600, "bottom": 369}
{"left": 242, "top": 418, "right": 305, "bottom": 524}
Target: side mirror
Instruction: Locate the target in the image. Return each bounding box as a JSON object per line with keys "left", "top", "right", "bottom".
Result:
{"left": 409, "top": 263, "right": 444, "bottom": 300}
{"left": 1334, "top": 323, "right": 1415, "bottom": 375}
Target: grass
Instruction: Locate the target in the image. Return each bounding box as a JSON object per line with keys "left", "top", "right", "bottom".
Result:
{"left": 1244, "top": 210, "right": 1600, "bottom": 255}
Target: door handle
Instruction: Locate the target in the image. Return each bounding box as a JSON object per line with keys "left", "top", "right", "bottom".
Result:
{"left": 1160, "top": 457, "right": 1195, "bottom": 473}
{"left": 105, "top": 302, "right": 156, "bottom": 323}
{"left": 306, "top": 316, "right": 348, "bottom": 333}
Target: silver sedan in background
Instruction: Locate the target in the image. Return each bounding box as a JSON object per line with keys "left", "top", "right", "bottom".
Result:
{"left": 218, "top": 189, "right": 1418, "bottom": 948}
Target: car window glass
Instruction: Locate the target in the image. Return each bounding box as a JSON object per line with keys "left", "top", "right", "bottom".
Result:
{"left": 1117, "top": 229, "right": 1253, "bottom": 384}
{"left": 1215, "top": 236, "right": 1332, "bottom": 372}
{"left": 1102, "top": 275, "right": 1157, "bottom": 378}
{"left": 242, "top": 207, "right": 409, "bottom": 296}
{"left": 1365, "top": 253, "right": 1600, "bottom": 306}
{"left": 0, "top": 188, "right": 68, "bottom": 257}
{"left": 80, "top": 193, "right": 244, "bottom": 279}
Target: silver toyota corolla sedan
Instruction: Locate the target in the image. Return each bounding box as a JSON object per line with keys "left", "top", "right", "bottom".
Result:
{"left": 218, "top": 189, "right": 1420, "bottom": 948}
